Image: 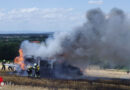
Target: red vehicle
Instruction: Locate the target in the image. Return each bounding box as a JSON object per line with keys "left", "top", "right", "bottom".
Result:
{"left": 0, "top": 77, "right": 3, "bottom": 83}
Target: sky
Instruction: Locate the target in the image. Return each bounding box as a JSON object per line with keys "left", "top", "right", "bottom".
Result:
{"left": 0, "top": 0, "right": 129, "bottom": 33}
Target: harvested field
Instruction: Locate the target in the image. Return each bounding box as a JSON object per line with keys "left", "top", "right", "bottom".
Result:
{"left": 85, "top": 69, "right": 130, "bottom": 79}
{"left": 1, "top": 85, "right": 55, "bottom": 90}
{"left": 1, "top": 71, "right": 130, "bottom": 90}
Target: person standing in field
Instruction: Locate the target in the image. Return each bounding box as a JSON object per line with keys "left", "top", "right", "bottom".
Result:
{"left": 27, "top": 66, "right": 33, "bottom": 77}
{"left": 33, "top": 63, "right": 40, "bottom": 78}
{"left": 35, "top": 65, "right": 40, "bottom": 78}
{"left": 1, "top": 59, "right": 6, "bottom": 71}
{"left": 8, "top": 61, "right": 13, "bottom": 71}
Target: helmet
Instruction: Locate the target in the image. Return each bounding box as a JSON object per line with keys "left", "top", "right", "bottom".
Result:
{"left": 30, "top": 66, "right": 32, "bottom": 69}
{"left": 34, "top": 63, "right": 37, "bottom": 66}
{"left": 27, "top": 65, "right": 31, "bottom": 68}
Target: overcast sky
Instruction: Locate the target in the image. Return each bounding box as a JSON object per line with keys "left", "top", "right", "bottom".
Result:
{"left": 0, "top": 0, "right": 129, "bottom": 33}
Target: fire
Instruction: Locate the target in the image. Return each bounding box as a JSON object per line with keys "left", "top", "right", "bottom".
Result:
{"left": 14, "top": 49, "right": 25, "bottom": 70}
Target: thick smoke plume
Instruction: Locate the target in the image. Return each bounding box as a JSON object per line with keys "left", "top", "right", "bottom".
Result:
{"left": 21, "top": 8, "right": 130, "bottom": 70}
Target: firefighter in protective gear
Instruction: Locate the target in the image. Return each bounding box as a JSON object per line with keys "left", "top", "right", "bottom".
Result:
{"left": 8, "top": 61, "right": 13, "bottom": 71}
{"left": 27, "top": 66, "right": 33, "bottom": 77}
{"left": 1, "top": 60, "right": 6, "bottom": 71}
{"left": 33, "top": 63, "right": 40, "bottom": 78}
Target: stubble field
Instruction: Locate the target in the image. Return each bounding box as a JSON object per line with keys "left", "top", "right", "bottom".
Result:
{"left": 1, "top": 69, "right": 130, "bottom": 90}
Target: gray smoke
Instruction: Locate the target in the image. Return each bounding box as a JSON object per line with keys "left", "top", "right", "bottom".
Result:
{"left": 21, "top": 8, "right": 130, "bottom": 70}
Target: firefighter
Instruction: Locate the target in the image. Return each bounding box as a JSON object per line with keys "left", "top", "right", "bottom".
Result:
{"left": 27, "top": 66, "right": 33, "bottom": 77}
{"left": 36, "top": 65, "right": 40, "bottom": 78}
{"left": 8, "top": 61, "right": 13, "bottom": 71}
{"left": 1, "top": 60, "right": 6, "bottom": 71}
{"left": 33, "top": 63, "right": 40, "bottom": 78}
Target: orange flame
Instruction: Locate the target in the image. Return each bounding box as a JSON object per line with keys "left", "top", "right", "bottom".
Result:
{"left": 14, "top": 49, "right": 25, "bottom": 70}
